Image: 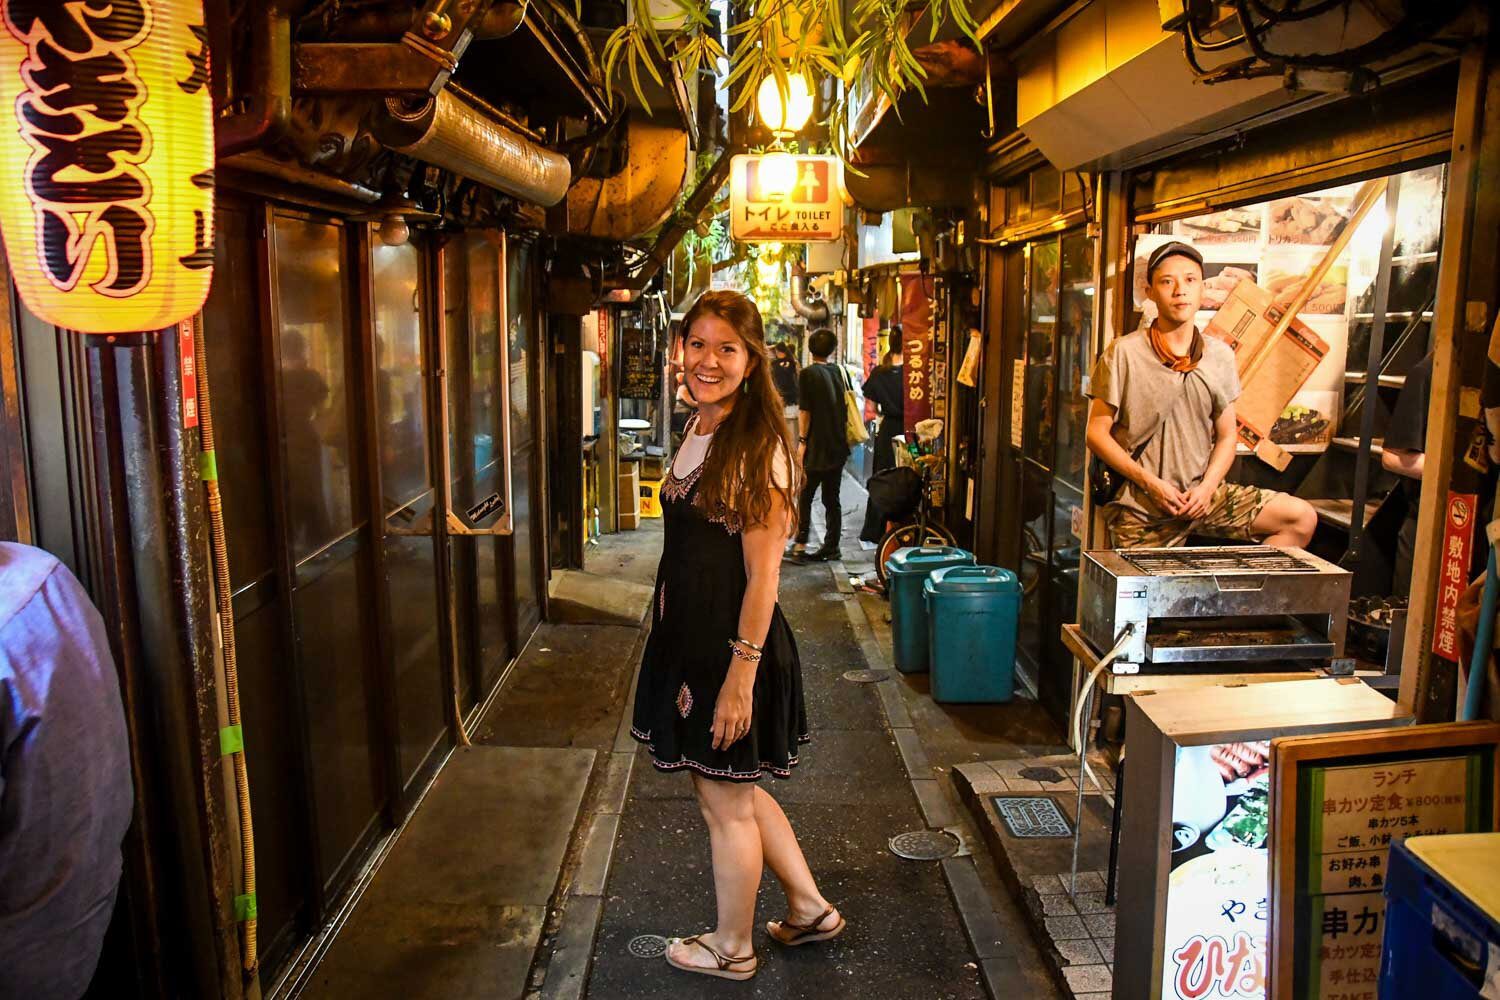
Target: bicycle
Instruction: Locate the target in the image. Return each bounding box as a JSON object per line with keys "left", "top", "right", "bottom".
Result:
{"left": 873, "top": 453, "right": 958, "bottom": 586}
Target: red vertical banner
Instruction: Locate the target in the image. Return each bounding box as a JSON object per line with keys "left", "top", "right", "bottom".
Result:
{"left": 1432, "top": 491, "right": 1478, "bottom": 661}
{"left": 900, "top": 274, "right": 933, "bottom": 434}
{"left": 597, "top": 307, "right": 611, "bottom": 390}
{"left": 179, "top": 319, "right": 199, "bottom": 429}
{"left": 862, "top": 316, "right": 880, "bottom": 420}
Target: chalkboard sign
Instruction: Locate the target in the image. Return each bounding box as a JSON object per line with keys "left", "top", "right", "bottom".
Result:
{"left": 1269, "top": 722, "right": 1500, "bottom": 999}
{"left": 620, "top": 327, "right": 662, "bottom": 400}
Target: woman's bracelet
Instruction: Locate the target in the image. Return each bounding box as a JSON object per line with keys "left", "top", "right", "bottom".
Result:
{"left": 734, "top": 636, "right": 763, "bottom": 652}
{"left": 728, "top": 640, "right": 762, "bottom": 663}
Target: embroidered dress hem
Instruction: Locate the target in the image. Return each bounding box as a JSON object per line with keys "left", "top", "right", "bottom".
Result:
{"left": 630, "top": 726, "right": 810, "bottom": 781}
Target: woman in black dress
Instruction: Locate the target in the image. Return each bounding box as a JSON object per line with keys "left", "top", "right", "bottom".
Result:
{"left": 633, "top": 291, "right": 844, "bottom": 981}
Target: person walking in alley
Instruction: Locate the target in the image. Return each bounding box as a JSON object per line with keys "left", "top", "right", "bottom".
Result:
{"left": 788, "top": 328, "right": 850, "bottom": 561}
{"left": 1085, "top": 241, "right": 1317, "bottom": 549}
{"left": 632, "top": 291, "right": 845, "bottom": 982}
{"left": 862, "top": 345, "right": 905, "bottom": 475}
{"left": 770, "top": 340, "right": 800, "bottom": 445}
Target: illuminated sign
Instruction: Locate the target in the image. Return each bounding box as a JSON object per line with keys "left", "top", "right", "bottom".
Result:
{"left": 729, "top": 153, "right": 843, "bottom": 243}
{"left": 0, "top": 0, "right": 215, "bottom": 334}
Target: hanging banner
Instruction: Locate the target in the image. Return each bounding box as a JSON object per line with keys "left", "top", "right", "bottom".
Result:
{"left": 179, "top": 319, "right": 197, "bottom": 428}
{"left": 862, "top": 316, "right": 880, "bottom": 420}
{"left": 900, "top": 274, "right": 933, "bottom": 434}
{"left": 0, "top": 0, "right": 216, "bottom": 334}
{"left": 1433, "top": 492, "right": 1479, "bottom": 661}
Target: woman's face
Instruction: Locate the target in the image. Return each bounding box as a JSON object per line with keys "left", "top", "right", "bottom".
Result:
{"left": 683, "top": 313, "right": 752, "bottom": 407}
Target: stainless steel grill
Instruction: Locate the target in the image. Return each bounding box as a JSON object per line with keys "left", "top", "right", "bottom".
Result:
{"left": 1078, "top": 545, "right": 1351, "bottom": 672}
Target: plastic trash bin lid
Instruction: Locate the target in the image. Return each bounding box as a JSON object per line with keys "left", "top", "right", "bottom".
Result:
{"left": 885, "top": 546, "right": 973, "bottom": 575}
{"left": 924, "top": 565, "right": 1020, "bottom": 593}
{"left": 1404, "top": 833, "right": 1500, "bottom": 922}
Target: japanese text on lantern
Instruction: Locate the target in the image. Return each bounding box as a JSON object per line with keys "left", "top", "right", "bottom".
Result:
{"left": 0, "top": 0, "right": 215, "bottom": 334}
{"left": 1303, "top": 755, "right": 1473, "bottom": 998}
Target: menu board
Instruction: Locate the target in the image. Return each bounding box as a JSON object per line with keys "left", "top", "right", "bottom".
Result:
{"left": 1269, "top": 723, "right": 1500, "bottom": 1000}
{"left": 618, "top": 326, "right": 661, "bottom": 401}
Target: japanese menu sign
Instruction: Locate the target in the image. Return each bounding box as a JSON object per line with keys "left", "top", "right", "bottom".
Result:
{"left": 1433, "top": 491, "right": 1479, "bottom": 661}
{"left": 1270, "top": 723, "right": 1499, "bottom": 1000}
{"left": 729, "top": 154, "right": 844, "bottom": 243}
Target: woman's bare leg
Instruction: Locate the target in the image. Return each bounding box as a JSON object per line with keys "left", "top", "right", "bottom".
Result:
{"left": 752, "top": 785, "right": 837, "bottom": 927}
{"left": 666, "top": 774, "right": 761, "bottom": 969}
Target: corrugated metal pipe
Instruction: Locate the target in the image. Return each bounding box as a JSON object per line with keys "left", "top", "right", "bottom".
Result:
{"left": 374, "top": 90, "right": 571, "bottom": 207}
{"left": 215, "top": 0, "right": 296, "bottom": 157}
{"left": 790, "top": 267, "right": 830, "bottom": 322}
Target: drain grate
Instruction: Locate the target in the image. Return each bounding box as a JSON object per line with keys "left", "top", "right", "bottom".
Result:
{"left": 889, "top": 829, "right": 960, "bottom": 860}
{"left": 992, "top": 796, "right": 1072, "bottom": 838}
{"left": 627, "top": 935, "right": 669, "bottom": 959}
{"left": 842, "top": 669, "right": 890, "bottom": 683}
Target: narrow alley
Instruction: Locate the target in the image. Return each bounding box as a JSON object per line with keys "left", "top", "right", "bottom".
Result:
{"left": 290, "top": 479, "right": 1066, "bottom": 999}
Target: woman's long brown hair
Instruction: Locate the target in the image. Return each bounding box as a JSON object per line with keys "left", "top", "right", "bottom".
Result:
{"left": 681, "top": 291, "right": 801, "bottom": 534}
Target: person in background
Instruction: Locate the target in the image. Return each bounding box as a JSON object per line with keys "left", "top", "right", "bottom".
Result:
{"left": 1382, "top": 351, "right": 1431, "bottom": 596}
{"left": 790, "top": 328, "right": 850, "bottom": 562}
{"left": 862, "top": 348, "right": 905, "bottom": 474}
{"left": 1086, "top": 241, "right": 1317, "bottom": 549}
{"left": 0, "top": 543, "right": 133, "bottom": 1000}
{"left": 770, "top": 341, "right": 800, "bottom": 446}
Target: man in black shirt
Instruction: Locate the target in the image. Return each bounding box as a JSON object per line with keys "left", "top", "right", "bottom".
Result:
{"left": 791, "top": 328, "right": 850, "bottom": 561}
{"left": 1383, "top": 352, "right": 1432, "bottom": 597}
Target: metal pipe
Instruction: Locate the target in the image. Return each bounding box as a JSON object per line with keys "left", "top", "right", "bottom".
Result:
{"left": 374, "top": 89, "right": 572, "bottom": 206}
{"left": 215, "top": 1, "right": 296, "bottom": 157}
{"left": 220, "top": 152, "right": 382, "bottom": 203}
{"left": 328, "top": 1, "right": 527, "bottom": 42}
{"left": 790, "top": 268, "right": 831, "bottom": 322}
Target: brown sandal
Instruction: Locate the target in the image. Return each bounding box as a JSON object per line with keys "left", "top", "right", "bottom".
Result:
{"left": 767, "top": 906, "right": 846, "bottom": 946}
{"left": 665, "top": 935, "right": 759, "bottom": 981}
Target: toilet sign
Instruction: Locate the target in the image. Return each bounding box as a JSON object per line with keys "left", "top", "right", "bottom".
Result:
{"left": 730, "top": 154, "right": 843, "bottom": 243}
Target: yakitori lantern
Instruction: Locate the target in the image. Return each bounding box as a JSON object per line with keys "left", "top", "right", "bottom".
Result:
{"left": 0, "top": 0, "right": 215, "bottom": 334}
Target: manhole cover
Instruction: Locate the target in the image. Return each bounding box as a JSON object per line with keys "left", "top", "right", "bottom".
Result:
{"left": 992, "top": 796, "right": 1072, "bottom": 838}
{"left": 1018, "top": 766, "right": 1065, "bottom": 783}
{"left": 889, "top": 829, "right": 960, "bottom": 860}
{"left": 842, "top": 669, "right": 890, "bottom": 683}
{"left": 627, "top": 935, "right": 668, "bottom": 959}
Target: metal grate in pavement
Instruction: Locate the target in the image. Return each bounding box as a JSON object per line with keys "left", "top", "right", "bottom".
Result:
{"left": 888, "top": 829, "right": 960, "bottom": 860}
{"left": 992, "top": 796, "right": 1072, "bottom": 838}
{"left": 626, "top": 935, "right": 668, "bottom": 959}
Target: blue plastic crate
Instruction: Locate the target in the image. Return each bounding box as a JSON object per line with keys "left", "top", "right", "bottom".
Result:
{"left": 1381, "top": 833, "right": 1500, "bottom": 999}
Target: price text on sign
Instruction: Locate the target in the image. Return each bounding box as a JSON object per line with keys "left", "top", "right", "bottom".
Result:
{"left": 1432, "top": 491, "right": 1478, "bottom": 661}
{"left": 729, "top": 154, "right": 843, "bottom": 243}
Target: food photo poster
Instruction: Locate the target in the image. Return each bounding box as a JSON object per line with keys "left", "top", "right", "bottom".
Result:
{"left": 1162, "top": 741, "right": 1273, "bottom": 1000}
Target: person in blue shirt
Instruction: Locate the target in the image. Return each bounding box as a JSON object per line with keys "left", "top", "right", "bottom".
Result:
{"left": 0, "top": 542, "right": 132, "bottom": 1000}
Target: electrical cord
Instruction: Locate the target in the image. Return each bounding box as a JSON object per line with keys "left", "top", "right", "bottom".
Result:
{"left": 1070, "top": 623, "right": 1135, "bottom": 898}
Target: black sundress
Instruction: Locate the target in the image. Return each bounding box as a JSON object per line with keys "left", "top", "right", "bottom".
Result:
{"left": 631, "top": 421, "right": 809, "bottom": 781}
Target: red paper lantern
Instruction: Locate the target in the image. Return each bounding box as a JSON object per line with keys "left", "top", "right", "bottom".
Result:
{"left": 0, "top": 0, "right": 214, "bottom": 334}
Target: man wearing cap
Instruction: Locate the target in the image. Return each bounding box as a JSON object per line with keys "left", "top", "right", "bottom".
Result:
{"left": 1085, "top": 241, "right": 1317, "bottom": 549}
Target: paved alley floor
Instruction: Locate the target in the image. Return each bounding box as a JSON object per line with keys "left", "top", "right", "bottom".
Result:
{"left": 586, "top": 549, "right": 993, "bottom": 999}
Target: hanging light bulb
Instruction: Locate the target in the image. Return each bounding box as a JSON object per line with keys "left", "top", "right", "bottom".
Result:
{"left": 756, "top": 256, "right": 781, "bottom": 284}
{"left": 758, "top": 149, "right": 797, "bottom": 202}
{"left": 756, "top": 72, "right": 815, "bottom": 136}
{"left": 377, "top": 214, "right": 411, "bottom": 247}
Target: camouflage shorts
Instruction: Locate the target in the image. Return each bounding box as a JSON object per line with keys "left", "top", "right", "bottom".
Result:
{"left": 1105, "top": 482, "right": 1279, "bottom": 549}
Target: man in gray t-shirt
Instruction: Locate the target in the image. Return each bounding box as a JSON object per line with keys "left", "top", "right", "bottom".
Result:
{"left": 1085, "top": 242, "right": 1316, "bottom": 549}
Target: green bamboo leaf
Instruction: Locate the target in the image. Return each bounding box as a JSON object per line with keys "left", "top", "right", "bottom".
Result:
{"left": 628, "top": 42, "right": 654, "bottom": 113}
{"left": 639, "top": 42, "right": 666, "bottom": 88}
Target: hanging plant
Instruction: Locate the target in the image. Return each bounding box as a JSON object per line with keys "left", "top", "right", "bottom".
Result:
{"left": 601, "top": 0, "right": 980, "bottom": 166}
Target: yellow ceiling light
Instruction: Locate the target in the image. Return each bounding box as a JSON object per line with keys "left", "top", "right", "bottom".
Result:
{"left": 0, "top": 0, "right": 216, "bottom": 334}
{"left": 756, "top": 72, "right": 815, "bottom": 136}
{"left": 757, "top": 150, "right": 798, "bottom": 202}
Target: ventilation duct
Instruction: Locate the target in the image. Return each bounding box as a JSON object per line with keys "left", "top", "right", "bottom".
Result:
{"left": 564, "top": 117, "right": 691, "bottom": 240}
{"left": 790, "top": 269, "right": 830, "bottom": 322}
{"left": 375, "top": 89, "right": 572, "bottom": 206}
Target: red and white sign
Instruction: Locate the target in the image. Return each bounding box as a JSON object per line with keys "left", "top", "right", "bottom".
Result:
{"left": 179, "top": 319, "right": 198, "bottom": 428}
{"left": 729, "top": 154, "right": 843, "bottom": 243}
{"left": 1432, "top": 491, "right": 1478, "bottom": 661}
{"left": 900, "top": 274, "right": 933, "bottom": 434}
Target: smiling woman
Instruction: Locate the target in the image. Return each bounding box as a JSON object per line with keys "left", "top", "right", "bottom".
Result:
{"left": 630, "top": 290, "right": 844, "bottom": 982}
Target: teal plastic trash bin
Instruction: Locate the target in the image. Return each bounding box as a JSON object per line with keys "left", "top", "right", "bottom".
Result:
{"left": 923, "top": 566, "right": 1021, "bottom": 703}
{"left": 885, "top": 546, "right": 975, "bottom": 673}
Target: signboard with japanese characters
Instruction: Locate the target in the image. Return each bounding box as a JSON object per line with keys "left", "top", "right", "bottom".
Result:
{"left": 900, "top": 274, "right": 933, "bottom": 434}
{"left": 1269, "top": 723, "right": 1500, "bottom": 999}
{"left": 729, "top": 154, "right": 844, "bottom": 243}
{"left": 1433, "top": 492, "right": 1479, "bottom": 661}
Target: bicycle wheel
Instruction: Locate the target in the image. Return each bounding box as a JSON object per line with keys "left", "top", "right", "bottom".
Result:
{"left": 874, "top": 520, "right": 959, "bottom": 585}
